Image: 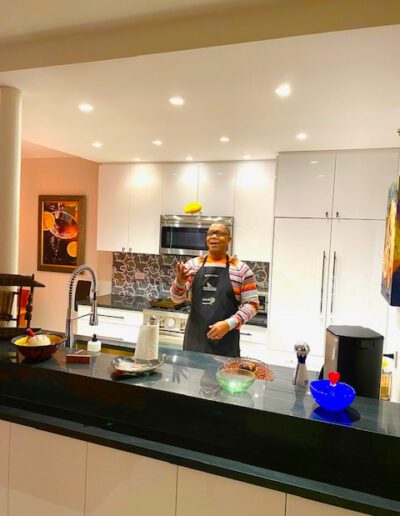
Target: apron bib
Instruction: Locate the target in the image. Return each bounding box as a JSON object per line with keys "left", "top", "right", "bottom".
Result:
{"left": 183, "top": 255, "right": 240, "bottom": 357}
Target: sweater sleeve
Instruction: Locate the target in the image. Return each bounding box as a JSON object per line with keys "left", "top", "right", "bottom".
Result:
{"left": 170, "top": 258, "right": 196, "bottom": 304}
{"left": 225, "top": 264, "right": 259, "bottom": 330}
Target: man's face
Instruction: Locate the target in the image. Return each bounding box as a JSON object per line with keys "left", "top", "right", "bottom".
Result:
{"left": 206, "top": 224, "right": 231, "bottom": 254}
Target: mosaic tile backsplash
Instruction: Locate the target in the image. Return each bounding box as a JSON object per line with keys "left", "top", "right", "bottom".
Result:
{"left": 112, "top": 252, "right": 269, "bottom": 304}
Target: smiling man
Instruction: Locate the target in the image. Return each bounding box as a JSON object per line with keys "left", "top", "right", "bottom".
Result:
{"left": 170, "top": 223, "right": 259, "bottom": 357}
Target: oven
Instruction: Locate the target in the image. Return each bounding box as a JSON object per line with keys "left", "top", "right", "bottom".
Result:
{"left": 143, "top": 308, "right": 188, "bottom": 347}
{"left": 160, "top": 215, "right": 234, "bottom": 256}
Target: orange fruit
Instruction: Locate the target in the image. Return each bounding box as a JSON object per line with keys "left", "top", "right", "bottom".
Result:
{"left": 67, "top": 241, "right": 77, "bottom": 258}
{"left": 42, "top": 211, "right": 55, "bottom": 231}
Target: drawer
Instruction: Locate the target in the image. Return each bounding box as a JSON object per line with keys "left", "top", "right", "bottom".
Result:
{"left": 77, "top": 305, "right": 143, "bottom": 326}
{"left": 240, "top": 324, "right": 268, "bottom": 345}
{"left": 77, "top": 319, "right": 141, "bottom": 343}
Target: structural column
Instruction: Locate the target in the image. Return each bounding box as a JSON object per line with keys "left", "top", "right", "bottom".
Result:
{"left": 0, "top": 86, "right": 22, "bottom": 274}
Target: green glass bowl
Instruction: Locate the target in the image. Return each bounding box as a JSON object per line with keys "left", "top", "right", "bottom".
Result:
{"left": 216, "top": 367, "right": 256, "bottom": 393}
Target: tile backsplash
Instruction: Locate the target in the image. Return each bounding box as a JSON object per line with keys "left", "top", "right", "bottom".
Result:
{"left": 112, "top": 253, "right": 269, "bottom": 302}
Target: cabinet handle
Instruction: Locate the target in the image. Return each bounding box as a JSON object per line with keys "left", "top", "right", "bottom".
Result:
{"left": 129, "top": 248, "right": 132, "bottom": 253}
{"left": 320, "top": 251, "right": 326, "bottom": 315}
{"left": 330, "top": 251, "right": 337, "bottom": 315}
{"left": 122, "top": 247, "right": 126, "bottom": 252}
{"left": 98, "top": 313, "right": 125, "bottom": 320}
{"left": 336, "top": 211, "right": 339, "bottom": 218}
{"left": 325, "top": 211, "right": 328, "bottom": 218}
{"left": 96, "top": 335, "right": 124, "bottom": 342}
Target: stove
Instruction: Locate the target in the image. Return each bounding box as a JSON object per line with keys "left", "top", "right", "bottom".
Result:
{"left": 143, "top": 303, "right": 190, "bottom": 345}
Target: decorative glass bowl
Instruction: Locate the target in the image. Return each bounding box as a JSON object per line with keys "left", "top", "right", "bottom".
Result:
{"left": 310, "top": 372, "right": 356, "bottom": 412}
{"left": 11, "top": 333, "right": 64, "bottom": 362}
{"left": 216, "top": 367, "right": 256, "bottom": 393}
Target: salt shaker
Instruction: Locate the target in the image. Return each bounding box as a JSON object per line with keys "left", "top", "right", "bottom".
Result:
{"left": 293, "top": 343, "right": 310, "bottom": 388}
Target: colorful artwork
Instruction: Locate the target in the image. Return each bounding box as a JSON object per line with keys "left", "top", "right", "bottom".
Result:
{"left": 382, "top": 182, "right": 400, "bottom": 305}
{"left": 38, "top": 195, "right": 86, "bottom": 273}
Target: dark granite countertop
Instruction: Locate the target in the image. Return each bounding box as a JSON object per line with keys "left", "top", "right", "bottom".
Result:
{"left": 78, "top": 294, "right": 268, "bottom": 328}
{"left": 0, "top": 337, "right": 399, "bottom": 515}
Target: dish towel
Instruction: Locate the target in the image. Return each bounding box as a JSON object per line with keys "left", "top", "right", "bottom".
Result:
{"left": 0, "top": 290, "right": 14, "bottom": 317}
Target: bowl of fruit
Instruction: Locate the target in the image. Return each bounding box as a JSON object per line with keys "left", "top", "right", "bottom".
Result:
{"left": 11, "top": 329, "right": 64, "bottom": 362}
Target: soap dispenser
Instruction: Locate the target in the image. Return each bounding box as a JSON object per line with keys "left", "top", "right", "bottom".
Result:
{"left": 87, "top": 334, "right": 101, "bottom": 352}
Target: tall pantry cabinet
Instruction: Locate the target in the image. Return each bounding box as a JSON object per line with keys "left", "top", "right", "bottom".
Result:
{"left": 269, "top": 149, "right": 399, "bottom": 357}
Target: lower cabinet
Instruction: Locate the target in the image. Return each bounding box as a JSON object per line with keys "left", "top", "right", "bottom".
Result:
{"left": 176, "top": 467, "right": 285, "bottom": 516}
{"left": 85, "top": 444, "right": 176, "bottom": 516}
{"left": 0, "top": 422, "right": 371, "bottom": 516}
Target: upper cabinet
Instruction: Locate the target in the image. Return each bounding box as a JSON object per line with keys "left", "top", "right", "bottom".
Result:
{"left": 234, "top": 161, "right": 276, "bottom": 262}
{"left": 97, "top": 164, "right": 131, "bottom": 252}
{"left": 275, "top": 149, "right": 400, "bottom": 220}
{"left": 275, "top": 152, "right": 336, "bottom": 218}
{"left": 162, "top": 163, "right": 199, "bottom": 214}
{"left": 130, "top": 164, "right": 163, "bottom": 254}
{"left": 333, "top": 149, "right": 399, "bottom": 220}
{"left": 198, "top": 162, "right": 236, "bottom": 216}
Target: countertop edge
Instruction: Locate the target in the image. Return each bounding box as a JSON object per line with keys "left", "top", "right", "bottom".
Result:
{"left": 0, "top": 403, "right": 397, "bottom": 516}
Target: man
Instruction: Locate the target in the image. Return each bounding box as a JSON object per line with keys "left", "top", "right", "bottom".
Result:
{"left": 170, "top": 223, "right": 259, "bottom": 357}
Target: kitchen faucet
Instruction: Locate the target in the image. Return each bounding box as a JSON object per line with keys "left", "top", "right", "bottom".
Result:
{"left": 65, "top": 264, "right": 98, "bottom": 348}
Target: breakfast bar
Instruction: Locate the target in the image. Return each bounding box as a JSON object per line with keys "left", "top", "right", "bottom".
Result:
{"left": 0, "top": 336, "right": 399, "bottom": 515}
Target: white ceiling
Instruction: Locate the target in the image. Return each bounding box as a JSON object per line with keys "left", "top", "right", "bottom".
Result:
{"left": 0, "top": 0, "right": 270, "bottom": 42}
{"left": 2, "top": 24, "right": 400, "bottom": 163}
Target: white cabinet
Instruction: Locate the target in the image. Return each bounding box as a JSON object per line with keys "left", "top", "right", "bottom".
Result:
{"left": 176, "top": 467, "right": 285, "bottom": 516}
{"left": 0, "top": 420, "right": 9, "bottom": 516}
{"left": 327, "top": 219, "right": 387, "bottom": 336}
{"left": 162, "top": 163, "right": 199, "bottom": 214}
{"left": 9, "top": 423, "right": 86, "bottom": 516}
{"left": 268, "top": 218, "right": 331, "bottom": 356}
{"left": 130, "top": 163, "right": 163, "bottom": 254}
{"left": 275, "top": 152, "right": 336, "bottom": 218}
{"left": 333, "top": 149, "right": 399, "bottom": 220}
{"left": 286, "top": 494, "right": 367, "bottom": 516}
{"left": 97, "top": 164, "right": 131, "bottom": 252}
{"left": 234, "top": 160, "right": 276, "bottom": 261}
{"left": 269, "top": 218, "right": 388, "bottom": 356}
{"left": 198, "top": 162, "right": 236, "bottom": 216}
{"left": 85, "top": 443, "right": 176, "bottom": 516}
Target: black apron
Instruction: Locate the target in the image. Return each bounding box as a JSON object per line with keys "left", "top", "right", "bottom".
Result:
{"left": 183, "top": 255, "right": 240, "bottom": 357}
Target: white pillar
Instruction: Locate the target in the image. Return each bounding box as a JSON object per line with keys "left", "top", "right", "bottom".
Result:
{"left": 0, "top": 86, "right": 22, "bottom": 274}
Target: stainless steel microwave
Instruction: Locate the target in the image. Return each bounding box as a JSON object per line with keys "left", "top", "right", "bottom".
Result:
{"left": 160, "top": 215, "right": 234, "bottom": 256}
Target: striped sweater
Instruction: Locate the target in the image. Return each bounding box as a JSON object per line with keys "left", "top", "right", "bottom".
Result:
{"left": 170, "top": 255, "right": 259, "bottom": 330}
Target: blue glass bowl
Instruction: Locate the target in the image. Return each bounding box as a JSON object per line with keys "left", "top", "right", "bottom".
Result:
{"left": 310, "top": 379, "right": 355, "bottom": 412}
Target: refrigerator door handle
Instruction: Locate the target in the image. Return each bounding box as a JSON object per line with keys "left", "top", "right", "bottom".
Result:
{"left": 320, "top": 251, "right": 326, "bottom": 316}
{"left": 330, "top": 251, "right": 337, "bottom": 315}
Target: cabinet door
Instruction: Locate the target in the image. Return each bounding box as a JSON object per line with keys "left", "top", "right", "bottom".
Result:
{"left": 234, "top": 160, "right": 275, "bottom": 261}
{"left": 0, "top": 420, "right": 9, "bottom": 516}
{"left": 198, "top": 162, "right": 236, "bottom": 216}
{"left": 275, "top": 152, "right": 335, "bottom": 218}
{"left": 286, "top": 494, "right": 367, "bottom": 516}
{"left": 129, "top": 163, "right": 163, "bottom": 253}
{"left": 162, "top": 163, "right": 199, "bottom": 214}
{"left": 97, "top": 164, "right": 131, "bottom": 251}
{"left": 333, "top": 149, "right": 399, "bottom": 220}
{"left": 326, "top": 219, "right": 388, "bottom": 336}
{"left": 268, "top": 218, "right": 331, "bottom": 357}
{"left": 9, "top": 423, "right": 86, "bottom": 516}
{"left": 85, "top": 443, "right": 176, "bottom": 516}
{"left": 177, "top": 467, "right": 285, "bottom": 516}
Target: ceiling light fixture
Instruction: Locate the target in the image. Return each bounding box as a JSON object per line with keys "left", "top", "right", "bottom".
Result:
{"left": 310, "top": 160, "right": 319, "bottom": 164}
{"left": 133, "top": 157, "right": 141, "bottom": 162}
{"left": 275, "top": 83, "right": 291, "bottom": 97}
{"left": 169, "top": 96, "right": 185, "bottom": 106}
{"left": 152, "top": 140, "right": 162, "bottom": 146}
{"left": 185, "top": 156, "right": 193, "bottom": 161}
{"left": 219, "top": 136, "right": 230, "bottom": 143}
{"left": 296, "top": 132, "right": 307, "bottom": 141}
{"left": 92, "top": 142, "right": 102, "bottom": 148}
{"left": 243, "top": 155, "right": 251, "bottom": 160}
{"left": 79, "top": 103, "right": 94, "bottom": 112}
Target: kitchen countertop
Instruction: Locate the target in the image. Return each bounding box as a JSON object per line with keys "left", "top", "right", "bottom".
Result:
{"left": 79, "top": 293, "right": 268, "bottom": 328}
{"left": 0, "top": 336, "right": 399, "bottom": 515}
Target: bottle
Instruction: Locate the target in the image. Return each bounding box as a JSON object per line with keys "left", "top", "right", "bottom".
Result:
{"left": 87, "top": 334, "right": 101, "bottom": 353}
{"left": 380, "top": 357, "right": 393, "bottom": 401}
{"left": 293, "top": 343, "right": 310, "bottom": 388}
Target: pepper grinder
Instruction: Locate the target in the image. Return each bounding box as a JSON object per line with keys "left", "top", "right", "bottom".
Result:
{"left": 293, "top": 343, "right": 310, "bottom": 387}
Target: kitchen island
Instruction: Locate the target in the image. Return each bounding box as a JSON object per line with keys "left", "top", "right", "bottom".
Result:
{"left": 0, "top": 336, "right": 399, "bottom": 515}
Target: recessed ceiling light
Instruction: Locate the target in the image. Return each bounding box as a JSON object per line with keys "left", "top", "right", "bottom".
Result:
{"left": 152, "top": 140, "right": 162, "bottom": 146}
{"left": 310, "top": 160, "right": 319, "bottom": 164}
{"left": 79, "top": 103, "right": 94, "bottom": 112}
{"left": 92, "top": 142, "right": 102, "bottom": 148}
{"left": 169, "top": 96, "right": 185, "bottom": 106}
{"left": 133, "top": 157, "right": 140, "bottom": 162}
{"left": 243, "top": 155, "right": 251, "bottom": 160}
{"left": 296, "top": 132, "right": 307, "bottom": 140}
{"left": 185, "top": 156, "right": 193, "bottom": 161}
{"left": 219, "top": 136, "right": 230, "bottom": 143}
{"left": 275, "top": 83, "right": 291, "bottom": 97}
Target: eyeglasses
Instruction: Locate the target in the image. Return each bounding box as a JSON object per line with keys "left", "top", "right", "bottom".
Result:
{"left": 206, "top": 231, "right": 229, "bottom": 237}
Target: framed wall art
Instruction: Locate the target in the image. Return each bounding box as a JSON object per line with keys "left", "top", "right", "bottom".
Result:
{"left": 38, "top": 195, "right": 86, "bottom": 273}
